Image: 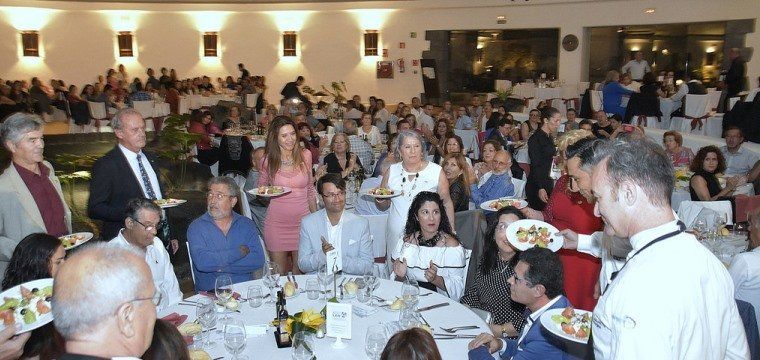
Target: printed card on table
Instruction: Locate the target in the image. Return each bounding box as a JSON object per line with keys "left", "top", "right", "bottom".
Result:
{"left": 327, "top": 248, "right": 343, "bottom": 274}
{"left": 326, "top": 302, "right": 353, "bottom": 339}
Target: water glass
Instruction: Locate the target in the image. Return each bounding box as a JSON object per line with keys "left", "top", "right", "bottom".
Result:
{"left": 306, "top": 278, "right": 320, "bottom": 300}
{"left": 196, "top": 297, "right": 217, "bottom": 349}
{"left": 317, "top": 266, "right": 333, "bottom": 299}
{"left": 401, "top": 279, "right": 419, "bottom": 311}
{"left": 365, "top": 325, "right": 388, "bottom": 360}
{"left": 247, "top": 285, "right": 263, "bottom": 308}
{"left": 224, "top": 319, "right": 247, "bottom": 359}
{"left": 264, "top": 261, "right": 281, "bottom": 303}
{"left": 398, "top": 308, "right": 420, "bottom": 329}
{"left": 357, "top": 284, "right": 371, "bottom": 303}
{"left": 292, "top": 331, "right": 316, "bottom": 360}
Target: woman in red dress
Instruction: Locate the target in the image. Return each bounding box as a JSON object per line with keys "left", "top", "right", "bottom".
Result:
{"left": 522, "top": 130, "right": 602, "bottom": 311}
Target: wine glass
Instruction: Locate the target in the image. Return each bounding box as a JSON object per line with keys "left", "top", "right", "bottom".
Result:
{"left": 401, "top": 279, "right": 419, "bottom": 311}
{"left": 263, "top": 261, "right": 281, "bottom": 303}
{"left": 224, "top": 319, "right": 247, "bottom": 360}
{"left": 363, "top": 268, "right": 378, "bottom": 305}
{"left": 317, "top": 265, "right": 332, "bottom": 299}
{"left": 365, "top": 325, "right": 388, "bottom": 360}
{"left": 693, "top": 219, "right": 707, "bottom": 242}
{"left": 196, "top": 297, "right": 217, "bottom": 349}
{"left": 215, "top": 274, "right": 233, "bottom": 320}
{"left": 292, "top": 331, "right": 316, "bottom": 360}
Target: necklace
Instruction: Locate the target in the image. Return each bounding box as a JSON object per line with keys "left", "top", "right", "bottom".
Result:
{"left": 281, "top": 158, "right": 294, "bottom": 166}
{"left": 401, "top": 163, "right": 423, "bottom": 196}
{"left": 417, "top": 231, "right": 441, "bottom": 248}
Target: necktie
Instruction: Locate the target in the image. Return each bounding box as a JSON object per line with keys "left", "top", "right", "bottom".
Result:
{"left": 136, "top": 153, "right": 157, "bottom": 200}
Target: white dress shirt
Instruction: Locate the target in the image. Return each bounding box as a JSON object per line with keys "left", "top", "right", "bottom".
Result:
{"left": 728, "top": 246, "right": 760, "bottom": 329}
{"left": 592, "top": 220, "right": 749, "bottom": 359}
{"left": 110, "top": 230, "right": 182, "bottom": 311}
{"left": 118, "top": 144, "right": 163, "bottom": 200}
{"left": 410, "top": 106, "right": 424, "bottom": 121}
{"left": 325, "top": 210, "right": 345, "bottom": 254}
{"left": 721, "top": 145, "right": 759, "bottom": 176}
{"left": 358, "top": 125, "right": 382, "bottom": 147}
{"left": 621, "top": 59, "right": 651, "bottom": 80}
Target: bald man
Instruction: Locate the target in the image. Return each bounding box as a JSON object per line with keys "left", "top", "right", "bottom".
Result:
{"left": 53, "top": 243, "right": 157, "bottom": 360}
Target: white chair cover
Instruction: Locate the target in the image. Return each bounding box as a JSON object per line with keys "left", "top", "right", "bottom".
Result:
{"left": 746, "top": 88, "right": 759, "bottom": 102}
{"left": 186, "top": 242, "right": 197, "bottom": 287}
{"left": 179, "top": 97, "right": 190, "bottom": 114}
{"left": 132, "top": 100, "right": 155, "bottom": 119}
{"left": 245, "top": 93, "right": 260, "bottom": 109}
{"left": 729, "top": 97, "right": 740, "bottom": 110}
{"left": 590, "top": 90, "right": 604, "bottom": 112}
{"left": 578, "top": 82, "right": 590, "bottom": 94}
{"left": 706, "top": 91, "right": 722, "bottom": 111}
{"left": 454, "top": 129, "right": 480, "bottom": 160}
{"left": 87, "top": 101, "right": 107, "bottom": 120}
{"left": 677, "top": 200, "right": 733, "bottom": 227}
{"left": 684, "top": 94, "right": 710, "bottom": 118}
{"left": 189, "top": 95, "right": 202, "bottom": 110}
{"left": 512, "top": 177, "right": 527, "bottom": 198}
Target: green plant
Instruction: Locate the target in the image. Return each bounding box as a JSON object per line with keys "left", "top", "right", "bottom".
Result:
{"left": 303, "top": 81, "right": 348, "bottom": 103}
{"left": 496, "top": 87, "right": 514, "bottom": 102}
{"left": 156, "top": 114, "right": 201, "bottom": 193}
{"left": 54, "top": 153, "right": 100, "bottom": 235}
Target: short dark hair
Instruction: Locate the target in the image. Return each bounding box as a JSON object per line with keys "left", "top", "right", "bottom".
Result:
{"left": 380, "top": 327, "right": 442, "bottom": 360}
{"left": 567, "top": 108, "right": 577, "bottom": 114}
{"left": 690, "top": 145, "right": 727, "bottom": 174}
{"left": 724, "top": 125, "right": 744, "bottom": 138}
{"left": 494, "top": 118, "right": 508, "bottom": 129}
{"left": 316, "top": 173, "right": 346, "bottom": 196}
{"left": 519, "top": 247, "right": 564, "bottom": 299}
{"left": 565, "top": 137, "right": 600, "bottom": 161}
{"left": 142, "top": 319, "right": 190, "bottom": 360}
{"left": 578, "top": 119, "right": 593, "bottom": 128}
{"left": 296, "top": 76, "right": 304, "bottom": 82}
{"left": 125, "top": 198, "right": 162, "bottom": 222}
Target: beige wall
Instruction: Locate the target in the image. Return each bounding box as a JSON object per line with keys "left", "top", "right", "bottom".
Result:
{"left": 1, "top": 0, "right": 758, "bottom": 104}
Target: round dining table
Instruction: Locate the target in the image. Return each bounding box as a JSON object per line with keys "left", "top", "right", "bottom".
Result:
{"left": 160, "top": 275, "right": 490, "bottom": 359}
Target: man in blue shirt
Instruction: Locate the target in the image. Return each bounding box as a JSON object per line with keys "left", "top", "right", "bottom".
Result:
{"left": 187, "top": 176, "right": 266, "bottom": 291}
{"left": 455, "top": 105, "right": 474, "bottom": 130}
{"left": 470, "top": 150, "right": 516, "bottom": 207}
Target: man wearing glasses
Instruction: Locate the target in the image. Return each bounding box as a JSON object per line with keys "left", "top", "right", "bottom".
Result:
{"left": 470, "top": 150, "right": 517, "bottom": 211}
{"left": 187, "top": 176, "right": 266, "bottom": 291}
{"left": 53, "top": 243, "right": 158, "bottom": 359}
{"left": 298, "top": 173, "right": 373, "bottom": 274}
{"left": 110, "top": 198, "right": 182, "bottom": 312}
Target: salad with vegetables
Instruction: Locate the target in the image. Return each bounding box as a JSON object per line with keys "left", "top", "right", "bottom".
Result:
{"left": 0, "top": 285, "right": 53, "bottom": 327}
{"left": 516, "top": 225, "right": 553, "bottom": 248}
{"left": 551, "top": 306, "right": 591, "bottom": 340}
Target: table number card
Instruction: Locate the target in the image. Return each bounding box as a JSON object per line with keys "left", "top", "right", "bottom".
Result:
{"left": 327, "top": 248, "right": 343, "bottom": 274}
{"left": 326, "top": 302, "right": 352, "bottom": 340}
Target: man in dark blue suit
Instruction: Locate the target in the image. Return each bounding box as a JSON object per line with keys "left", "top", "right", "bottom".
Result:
{"left": 468, "top": 247, "right": 574, "bottom": 360}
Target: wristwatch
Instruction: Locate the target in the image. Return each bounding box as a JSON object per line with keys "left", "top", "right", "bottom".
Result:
{"left": 501, "top": 325, "right": 508, "bottom": 338}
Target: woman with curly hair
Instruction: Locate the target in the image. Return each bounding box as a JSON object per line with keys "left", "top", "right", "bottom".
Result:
{"left": 689, "top": 145, "right": 739, "bottom": 201}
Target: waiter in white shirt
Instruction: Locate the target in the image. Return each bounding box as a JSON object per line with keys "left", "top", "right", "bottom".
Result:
{"left": 621, "top": 51, "right": 651, "bottom": 82}
{"left": 561, "top": 139, "right": 749, "bottom": 359}
{"left": 110, "top": 198, "right": 182, "bottom": 312}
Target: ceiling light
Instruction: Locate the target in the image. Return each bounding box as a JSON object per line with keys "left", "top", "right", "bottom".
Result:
{"left": 644, "top": 8, "right": 655, "bottom": 14}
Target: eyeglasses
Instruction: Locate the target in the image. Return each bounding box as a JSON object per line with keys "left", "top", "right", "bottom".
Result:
{"left": 512, "top": 274, "right": 533, "bottom": 287}
{"left": 128, "top": 292, "right": 162, "bottom": 307}
{"left": 207, "top": 192, "right": 234, "bottom": 201}
{"left": 322, "top": 191, "right": 346, "bottom": 199}
{"left": 496, "top": 222, "right": 509, "bottom": 231}
{"left": 131, "top": 217, "right": 162, "bottom": 233}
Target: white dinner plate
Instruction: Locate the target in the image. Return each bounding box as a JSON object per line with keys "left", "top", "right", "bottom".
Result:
{"left": 247, "top": 186, "right": 292, "bottom": 198}
{"left": 480, "top": 197, "right": 528, "bottom": 211}
{"left": 0, "top": 278, "right": 54, "bottom": 335}
{"left": 505, "top": 219, "right": 563, "bottom": 252}
{"left": 539, "top": 307, "right": 592, "bottom": 344}
{"left": 155, "top": 199, "right": 187, "bottom": 209}
{"left": 363, "top": 188, "right": 401, "bottom": 199}
{"left": 59, "top": 232, "right": 93, "bottom": 251}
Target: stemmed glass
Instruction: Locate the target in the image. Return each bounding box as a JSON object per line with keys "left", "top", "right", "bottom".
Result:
{"left": 263, "top": 261, "right": 281, "bottom": 303}
{"left": 401, "top": 278, "right": 419, "bottom": 311}
{"left": 215, "top": 274, "right": 233, "bottom": 321}
{"left": 292, "top": 331, "right": 316, "bottom": 360}
{"left": 224, "top": 319, "right": 247, "bottom": 360}
{"left": 693, "top": 219, "right": 707, "bottom": 242}
{"left": 195, "top": 297, "right": 217, "bottom": 349}
{"left": 365, "top": 324, "right": 388, "bottom": 360}
{"left": 317, "top": 265, "right": 333, "bottom": 300}
{"left": 364, "top": 268, "right": 379, "bottom": 304}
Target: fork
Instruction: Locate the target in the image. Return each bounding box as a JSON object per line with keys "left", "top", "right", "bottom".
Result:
{"left": 439, "top": 325, "right": 480, "bottom": 333}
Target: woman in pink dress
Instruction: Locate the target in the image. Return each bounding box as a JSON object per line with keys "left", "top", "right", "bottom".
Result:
{"left": 258, "top": 116, "right": 317, "bottom": 274}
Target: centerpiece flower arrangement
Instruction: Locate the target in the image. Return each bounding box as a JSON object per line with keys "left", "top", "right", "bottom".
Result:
{"left": 272, "top": 308, "right": 326, "bottom": 334}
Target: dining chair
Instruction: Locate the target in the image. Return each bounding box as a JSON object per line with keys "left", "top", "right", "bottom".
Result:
{"left": 186, "top": 242, "right": 197, "bottom": 289}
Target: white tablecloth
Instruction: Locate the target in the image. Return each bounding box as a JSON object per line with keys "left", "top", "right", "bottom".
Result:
{"left": 160, "top": 277, "right": 489, "bottom": 360}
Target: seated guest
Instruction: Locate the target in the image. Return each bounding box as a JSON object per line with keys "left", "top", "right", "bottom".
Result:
{"left": 187, "top": 176, "right": 266, "bottom": 291}
{"left": 188, "top": 111, "right": 222, "bottom": 166}
{"left": 468, "top": 247, "right": 572, "bottom": 360}
{"left": 381, "top": 328, "right": 443, "bottom": 360}
{"left": 436, "top": 134, "right": 472, "bottom": 166}
{"left": 343, "top": 119, "right": 374, "bottom": 174}
{"left": 396, "top": 119, "right": 412, "bottom": 132}
{"left": 358, "top": 112, "right": 382, "bottom": 146}
{"left": 460, "top": 207, "right": 527, "bottom": 338}
{"left": 391, "top": 191, "right": 467, "bottom": 300}
{"left": 601, "top": 70, "right": 634, "bottom": 118}
{"left": 606, "top": 114, "right": 625, "bottom": 139}
{"left": 470, "top": 150, "right": 516, "bottom": 208}
{"left": 243, "top": 147, "right": 268, "bottom": 234}
{"left": 129, "top": 82, "right": 152, "bottom": 105}
{"left": 52, "top": 243, "right": 158, "bottom": 359}
{"left": 323, "top": 133, "right": 363, "bottom": 179}
{"left": 564, "top": 109, "right": 579, "bottom": 131}
{"left": 662, "top": 130, "right": 694, "bottom": 167}
{"left": 2, "top": 233, "right": 65, "bottom": 359}
{"left": 722, "top": 126, "right": 759, "bottom": 178}
{"left": 373, "top": 133, "right": 398, "bottom": 178}
{"left": 729, "top": 208, "right": 760, "bottom": 330}
{"left": 591, "top": 110, "right": 613, "bottom": 139}
{"left": 298, "top": 174, "right": 373, "bottom": 274}
{"left": 443, "top": 153, "right": 473, "bottom": 212}
{"left": 488, "top": 118, "right": 519, "bottom": 153}
{"left": 669, "top": 72, "right": 707, "bottom": 117}
{"left": 455, "top": 105, "right": 474, "bottom": 130}
{"left": 474, "top": 140, "right": 501, "bottom": 181}
{"left": 577, "top": 119, "right": 593, "bottom": 132}
{"left": 222, "top": 106, "right": 243, "bottom": 130}
{"left": 519, "top": 109, "right": 541, "bottom": 140}
{"left": 689, "top": 145, "right": 739, "bottom": 201}
{"left": 426, "top": 119, "right": 454, "bottom": 161}
{"left": 142, "top": 320, "right": 191, "bottom": 360}
{"left": 110, "top": 198, "right": 183, "bottom": 311}
{"left": 297, "top": 122, "right": 321, "bottom": 165}
{"left": 344, "top": 100, "right": 363, "bottom": 120}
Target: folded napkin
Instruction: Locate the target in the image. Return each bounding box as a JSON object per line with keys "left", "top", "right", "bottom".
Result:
{"left": 160, "top": 312, "right": 188, "bottom": 326}
{"left": 199, "top": 291, "right": 241, "bottom": 300}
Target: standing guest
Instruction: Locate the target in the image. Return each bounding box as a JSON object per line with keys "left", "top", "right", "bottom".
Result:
{"left": 470, "top": 150, "right": 516, "bottom": 209}
{"left": 721, "top": 126, "right": 759, "bottom": 178}
{"left": 188, "top": 111, "right": 222, "bottom": 166}
{"left": 343, "top": 119, "right": 374, "bottom": 174}
{"left": 662, "top": 130, "right": 694, "bottom": 167}
{"left": 460, "top": 207, "right": 527, "bottom": 338}
{"left": 560, "top": 139, "right": 749, "bottom": 359}
{"left": 381, "top": 328, "right": 443, "bottom": 360}
{"left": 165, "top": 81, "right": 180, "bottom": 115}
{"left": 187, "top": 177, "right": 266, "bottom": 291}
{"left": 689, "top": 145, "right": 739, "bottom": 201}
{"left": 258, "top": 116, "right": 317, "bottom": 274}
{"left": 2, "top": 233, "right": 65, "bottom": 359}
{"left": 468, "top": 247, "right": 572, "bottom": 360}
{"left": 243, "top": 147, "right": 268, "bottom": 235}
{"left": 409, "top": 97, "right": 424, "bottom": 121}
{"left": 473, "top": 140, "right": 501, "bottom": 182}
{"left": 238, "top": 63, "right": 250, "bottom": 80}
{"left": 621, "top": 51, "right": 651, "bottom": 81}
{"left": 477, "top": 102, "right": 495, "bottom": 131}
{"left": 724, "top": 48, "right": 747, "bottom": 104}
{"left": 358, "top": 112, "right": 382, "bottom": 146}
{"left": 146, "top": 68, "right": 160, "bottom": 91}
{"left": 602, "top": 70, "right": 634, "bottom": 118}
{"left": 298, "top": 174, "right": 373, "bottom": 275}
{"left": 110, "top": 198, "right": 182, "bottom": 311}
{"left": 443, "top": 153, "right": 473, "bottom": 212}
{"left": 729, "top": 207, "right": 760, "bottom": 331}
{"left": 88, "top": 109, "right": 166, "bottom": 241}
{"left": 323, "top": 133, "right": 363, "bottom": 179}
{"left": 391, "top": 192, "right": 466, "bottom": 299}
{"left": 526, "top": 107, "right": 561, "bottom": 210}
{"left": 591, "top": 110, "right": 613, "bottom": 139}
{"left": 53, "top": 243, "right": 158, "bottom": 359}
{"left": 375, "top": 131, "right": 456, "bottom": 263}
{"left": 0, "top": 113, "right": 70, "bottom": 281}
{"left": 280, "top": 76, "right": 309, "bottom": 106}
{"left": 519, "top": 109, "right": 541, "bottom": 141}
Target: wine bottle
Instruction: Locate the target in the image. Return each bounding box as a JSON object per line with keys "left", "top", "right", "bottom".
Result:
{"left": 278, "top": 296, "right": 290, "bottom": 343}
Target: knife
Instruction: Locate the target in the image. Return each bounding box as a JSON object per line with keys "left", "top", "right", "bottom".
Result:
{"left": 433, "top": 333, "right": 477, "bottom": 339}
{"left": 418, "top": 303, "right": 449, "bottom": 312}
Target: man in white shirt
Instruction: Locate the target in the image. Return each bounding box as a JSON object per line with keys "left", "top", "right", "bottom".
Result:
{"left": 110, "top": 198, "right": 182, "bottom": 312}
{"left": 721, "top": 126, "right": 759, "bottom": 177}
{"left": 729, "top": 208, "right": 760, "bottom": 330}
{"left": 621, "top": 51, "right": 651, "bottom": 81}
{"left": 418, "top": 103, "right": 435, "bottom": 131}
{"left": 563, "top": 138, "right": 749, "bottom": 359}
{"left": 409, "top": 97, "right": 424, "bottom": 120}
{"left": 298, "top": 174, "right": 373, "bottom": 274}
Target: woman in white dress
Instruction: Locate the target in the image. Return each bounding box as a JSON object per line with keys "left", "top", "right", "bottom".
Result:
{"left": 375, "top": 130, "right": 455, "bottom": 264}
{"left": 390, "top": 191, "right": 467, "bottom": 300}
{"left": 358, "top": 112, "right": 382, "bottom": 146}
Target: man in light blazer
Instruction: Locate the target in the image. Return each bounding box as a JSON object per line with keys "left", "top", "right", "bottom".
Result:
{"left": 0, "top": 113, "right": 71, "bottom": 280}
{"left": 298, "top": 173, "right": 373, "bottom": 275}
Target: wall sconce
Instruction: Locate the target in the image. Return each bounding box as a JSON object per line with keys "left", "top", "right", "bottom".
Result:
{"left": 364, "top": 30, "right": 378, "bottom": 56}
{"left": 283, "top": 31, "right": 297, "bottom": 57}
{"left": 203, "top": 32, "right": 218, "bottom": 57}
{"left": 21, "top": 31, "right": 40, "bottom": 57}
{"left": 117, "top": 31, "right": 134, "bottom": 57}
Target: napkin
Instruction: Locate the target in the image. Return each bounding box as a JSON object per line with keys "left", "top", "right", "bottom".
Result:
{"left": 245, "top": 325, "right": 269, "bottom": 337}
{"left": 353, "top": 303, "right": 379, "bottom": 317}
{"left": 160, "top": 312, "right": 188, "bottom": 326}
{"left": 199, "top": 291, "right": 241, "bottom": 300}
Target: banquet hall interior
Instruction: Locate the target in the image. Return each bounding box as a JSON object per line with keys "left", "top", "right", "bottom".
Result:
{"left": 0, "top": 0, "right": 759, "bottom": 359}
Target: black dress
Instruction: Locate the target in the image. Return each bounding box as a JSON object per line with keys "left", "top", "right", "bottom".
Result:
{"left": 218, "top": 135, "right": 253, "bottom": 176}
{"left": 323, "top": 152, "right": 363, "bottom": 178}
{"left": 460, "top": 257, "right": 526, "bottom": 332}
{"left": 449, "top": 174, "right": 470, "bottom": 212}
{"left": 689, "top": 170, "right": 722, "bottom": 201}
{"left": 526, "top": 128, "right": 555, "bottom": 210}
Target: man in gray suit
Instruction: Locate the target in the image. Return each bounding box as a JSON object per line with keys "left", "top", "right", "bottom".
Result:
{"left": 0, "top": 113, "right": 71, "bottom": 281}
{"left": 298, "top": 173, "right": 372, "bottom": 275}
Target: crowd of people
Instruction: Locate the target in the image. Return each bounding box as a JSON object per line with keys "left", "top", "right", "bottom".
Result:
{"left": 0, "top": 57, "right": 757, "bottom": 359}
